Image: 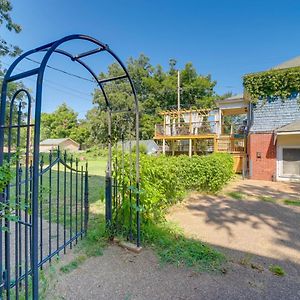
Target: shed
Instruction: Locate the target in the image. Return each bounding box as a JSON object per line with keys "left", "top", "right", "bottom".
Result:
{"left": 40, "top": 138, "right": 79, "bottom": 153}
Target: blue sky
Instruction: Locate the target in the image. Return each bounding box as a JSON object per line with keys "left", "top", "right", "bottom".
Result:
{"left": 2, "top": 0, "right": 300, "bottom": 117}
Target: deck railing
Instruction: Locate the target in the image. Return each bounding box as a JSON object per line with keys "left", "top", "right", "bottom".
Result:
{"left": 155, "top": 120, "right": 219, "bottom": 137}
{"left": 217, "top": 136, "right": 246, "bottom": 153}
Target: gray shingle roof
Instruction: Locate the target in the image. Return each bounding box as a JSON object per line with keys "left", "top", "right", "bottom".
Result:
{"left": 215, "top": 94, "right": 244, "bottom": 103}
{"left": 272, "top": 56, "right": 300, "bottom": 70}
{"left": 117, "top": 139, "right": 159, "bottom": 154}
{"left": 224, "top": 94, "right": 244, "bottom": 101}
{"left": 40, "top": 138, "right": 73, "bottom": 145}
{"left": 276, "top": 120, "right": 300, "bottom": 132}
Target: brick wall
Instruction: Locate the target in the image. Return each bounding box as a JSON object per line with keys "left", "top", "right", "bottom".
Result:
{"left": 248, "top": 133, "right": 276, "bottom": 181}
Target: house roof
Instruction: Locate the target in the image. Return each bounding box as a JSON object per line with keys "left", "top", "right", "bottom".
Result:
{"left": 215, "top": 94, "right": 245, "bottom": 105}
{"left": 245, "top": 56, "right": 300, "bottom": 76}
{"left": 118, "top": 139, "right": 159, "bottom": 154}
{"left": 223, "top": 94, "right": 244, "bottom": 101}
{"left": 276, "top": 120, "right": 300, "bottom": 133}
{"left": 40, "top": 138, "right": 78, "bottom": 146}
{"left": 272, "top": 56, "right": 300, "bottom": 70}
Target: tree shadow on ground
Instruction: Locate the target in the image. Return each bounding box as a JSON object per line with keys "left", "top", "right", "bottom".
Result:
{"left": 184, "top": 182, "right": 300, "bottom": 266}
{"left": 230, "top": 181, "right": 300, "bottom": 200}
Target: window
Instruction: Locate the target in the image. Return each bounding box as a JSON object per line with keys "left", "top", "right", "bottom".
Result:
{"left": 282, "top": 148, "right": 300, "bottom": 176}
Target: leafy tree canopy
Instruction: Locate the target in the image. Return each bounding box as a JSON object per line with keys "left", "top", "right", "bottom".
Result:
{"left": 41, "top": 56, "right": 228, "bottom": 147}
{"left": 41, "top": 103, "right": 89, "bottom": 147}
{"left": 0, "top": 0, "right": 22, "bottom": 57}
{"left": 90, "top": 54, "right": 217, "bottom": 141}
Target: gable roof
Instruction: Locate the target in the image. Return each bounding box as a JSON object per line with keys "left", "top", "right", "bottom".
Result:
{"left": 223, "top": 94, "right": 244, "bottom": 101}
{"left": 118, "top": 139, "right": 159, "bottom": 154}
{"left": 40, "top": 138, "right": 79, "bottom": 146}
{"left": 272, "top": 56, "right": 300, "bottom": 70}
{"left": 276, "top": 120, "right": 300, "bottom": 133}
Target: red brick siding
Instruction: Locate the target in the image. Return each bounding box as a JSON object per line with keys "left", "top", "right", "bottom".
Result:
{"left": 248, "top": 133, "right": 276, "bottom": 181}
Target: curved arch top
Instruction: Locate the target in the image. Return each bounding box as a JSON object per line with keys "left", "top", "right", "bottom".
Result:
{"left": 3, "top": 34, "right": 138, "bottom": 110}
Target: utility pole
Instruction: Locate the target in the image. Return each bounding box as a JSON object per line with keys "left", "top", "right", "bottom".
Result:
{"left": 177, "top": 70, "right": 181, "bottom": 124}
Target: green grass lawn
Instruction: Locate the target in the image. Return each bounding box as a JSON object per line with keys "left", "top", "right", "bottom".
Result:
{"left": 41, "top": 158, "right": 106, "bottom": 226}
{"left": 8, "top": 158, "right": 106, "bottom": 230}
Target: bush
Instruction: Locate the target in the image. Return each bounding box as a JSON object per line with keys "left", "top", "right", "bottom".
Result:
{"left": 117, "top": 153, "right": 234, "bottom": 225}
{"left": 85, "top": 146, "right": 107, "bottom": 159}
{"left": 132, "top": 143, "right": 147, "bottom": 155}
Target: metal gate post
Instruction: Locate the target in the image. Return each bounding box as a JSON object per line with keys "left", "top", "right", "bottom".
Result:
{"left": 105, "top": 109, "right": 112, "bottom": 226}
{"left": 0, "top": 71, "right": 8, "bottom": 299}
{"left": 84, "top": 163, "right": 89, "bottom": 234}
{"left": 105, "top": 175, "right": 112, "bottom": 225}
{"left": 30, "top": 74, "right": 44, "bottom": 299}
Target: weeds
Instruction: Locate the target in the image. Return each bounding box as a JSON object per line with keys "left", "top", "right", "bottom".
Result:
{"left": 269, "top": 264, "right": 285, "bottom": 276}
{"left": 238, "top": 254, "right": 253, "bottom": 266}
{"left": 227, "top": 191, "right": 245, "bottom": 200}
{"left": 60, "top": 255, "right": 87, "bottom": 274}
{"left": 258, "top": 195, "right": 276, "bottom": 203}
{"left": 143, "top": 222, "right": 225, "bottom": 272}
{"left": 283, "top": 199, "right": 300, "bottom": 207}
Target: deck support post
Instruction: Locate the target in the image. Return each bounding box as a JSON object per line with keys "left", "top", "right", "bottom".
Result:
{"left": 189, "top": 139, "right": 192, "bottom": 157}
{"left": 172, "top": 141, "right": 175, "bottom": 155}
{"left": 162, "top": 139, "right": 166, "bottom": 155}
{"left": 214, "top": 136, "right": 218, "bottom": 153}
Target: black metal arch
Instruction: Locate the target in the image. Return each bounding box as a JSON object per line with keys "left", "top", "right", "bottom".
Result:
{"left": 0, "top": 34, "right": 140, "bottom": 299}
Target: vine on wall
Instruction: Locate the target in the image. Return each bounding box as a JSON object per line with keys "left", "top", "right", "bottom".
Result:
{"left": 243, "top": 67, "right": 300, "bottom": 101}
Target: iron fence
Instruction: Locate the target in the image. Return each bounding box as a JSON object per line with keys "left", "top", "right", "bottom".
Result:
{"left": 0, "top": 91, "right": 89, "bottom": 299}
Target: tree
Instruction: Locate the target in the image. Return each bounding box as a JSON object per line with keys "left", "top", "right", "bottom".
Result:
{"left": 88, "top": 54, "right": 218, "bottom": 142}
{"left": 0, "top": 0, "right": 22, "bottom": 57}
{"left": 41, "top": 103, "right": 78, "bottom": 139}
{"left": 0, "top": 0, "right": 24, "bottom": 133}
{"left": 0, "top": 0, "right": 23, "bottom": 102}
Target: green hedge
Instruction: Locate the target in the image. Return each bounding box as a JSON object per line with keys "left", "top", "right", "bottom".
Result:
{"left": 119, "top": 153, "right": 234, "bottom": 224}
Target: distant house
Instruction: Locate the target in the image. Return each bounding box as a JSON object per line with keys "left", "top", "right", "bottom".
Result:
{"left": 40, "top": 138, "right": 79, "bottom": 153}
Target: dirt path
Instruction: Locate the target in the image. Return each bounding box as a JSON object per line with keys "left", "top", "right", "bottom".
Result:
{"left": 168, "top": 179, "right": 300, "bottom": 266}
{"left": 46, "top": 244, "right": 300, "bottom": 300}
{"left": 44, "top": 179, "right": 300, "bottom": 299}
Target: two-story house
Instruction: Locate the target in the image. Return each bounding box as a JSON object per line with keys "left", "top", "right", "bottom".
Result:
{"left": 247, "top": 57, "right": 300, "bottom": 181}
{"left": 153, "top": 57, "right": 300, "bottom": 181}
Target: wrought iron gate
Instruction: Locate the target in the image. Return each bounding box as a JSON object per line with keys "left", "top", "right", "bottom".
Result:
{"left": 0, "top": 34, "right": 140, "bottom": 299}
{"left": 0, "top": 88, "right": 89, "bottom": 299}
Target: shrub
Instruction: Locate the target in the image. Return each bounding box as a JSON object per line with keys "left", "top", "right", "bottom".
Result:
{"left": 84, "top": 146, "right": 107, "bottom": 159}
{"left": 132, "top": 143, "right": 147, "bottom": 155}
{"left": 116, "top": 152, "right": 234, "bottom": 225}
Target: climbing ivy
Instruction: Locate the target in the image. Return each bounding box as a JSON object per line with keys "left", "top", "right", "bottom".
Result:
{"left": 243, "top": 67, "right": 300, "bottom": 101}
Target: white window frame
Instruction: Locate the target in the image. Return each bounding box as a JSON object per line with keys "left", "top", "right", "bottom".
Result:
{"left": 277, "top": 144, "right": 300, "bottom": 181}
